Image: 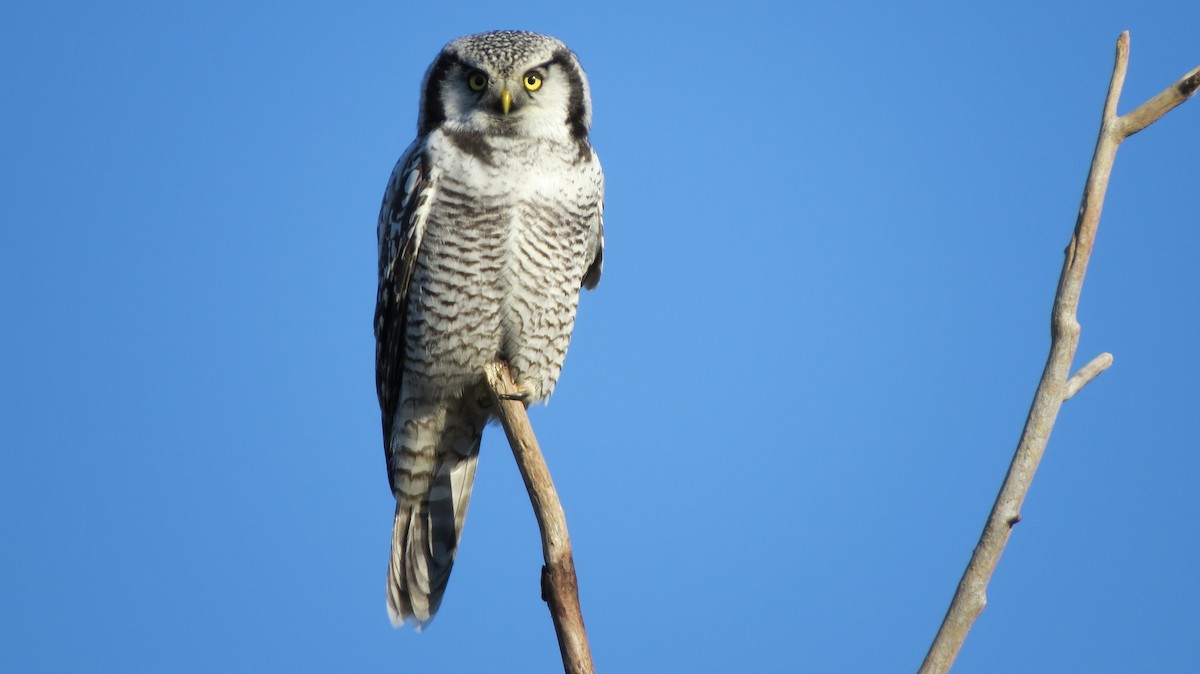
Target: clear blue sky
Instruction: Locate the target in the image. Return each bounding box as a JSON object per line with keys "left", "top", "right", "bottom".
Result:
{"left": 2, "top": 1, "right": 1198, "bottom": 672}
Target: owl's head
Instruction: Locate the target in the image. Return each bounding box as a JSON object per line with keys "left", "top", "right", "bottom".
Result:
{"left": 417, "top": 31, "right": 592, "bottom": 144}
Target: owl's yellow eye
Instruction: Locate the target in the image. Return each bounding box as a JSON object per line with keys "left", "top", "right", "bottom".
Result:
{"left": 523, "top": 73, "right": 543, "bottom": 92}
{"left": 467, "top": 72, "right": 488, "bottom": 92}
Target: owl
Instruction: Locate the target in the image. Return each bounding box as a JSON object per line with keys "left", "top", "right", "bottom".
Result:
{"left": 374, "top": 31, "right": 604, "bottom": 629}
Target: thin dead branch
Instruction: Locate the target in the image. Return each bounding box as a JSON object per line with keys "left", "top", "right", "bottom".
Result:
{"left": 484, "top": 361, "right": 594, "bottom": 674}
{"left": 918, "top": 32, "right": 1198, "bottom": 674}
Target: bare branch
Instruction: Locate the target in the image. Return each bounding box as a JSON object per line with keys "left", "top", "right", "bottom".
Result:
{"left": 919, "top": 32, "right": 1198, "bottom": 674}
{"left": 484, "top": 361, "right": 594, "bottom": 674}
{"left": 1065, "top": 352, "right": 1114, "bottom": 400}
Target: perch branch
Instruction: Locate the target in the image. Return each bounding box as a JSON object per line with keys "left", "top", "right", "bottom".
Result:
{"left": 484, "top": 361, "right": 593, "bottom": 674}
{"left": 919, "top": 32, "right": 1198, "bottom": 674}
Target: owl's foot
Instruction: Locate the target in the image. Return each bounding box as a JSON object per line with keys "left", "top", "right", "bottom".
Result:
{"left": 483, "top": 363, "right": 534, "bottom": 404}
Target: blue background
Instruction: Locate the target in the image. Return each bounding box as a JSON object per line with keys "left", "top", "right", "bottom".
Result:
{"left": 3, "top": 1, "right": 1198, "bottom": 672}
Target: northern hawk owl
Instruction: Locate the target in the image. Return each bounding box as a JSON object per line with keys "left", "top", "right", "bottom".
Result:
{"left": 374, "top": 30, "right": 604, "bottom": 628}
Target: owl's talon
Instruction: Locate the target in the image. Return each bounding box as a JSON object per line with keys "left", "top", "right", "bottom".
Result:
{"left": 498, "top": 389, "right": 530, "bottom": 402}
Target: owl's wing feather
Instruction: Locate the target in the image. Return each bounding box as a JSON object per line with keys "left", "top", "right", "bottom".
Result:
{"left": 375, "top": 141, "right": 432, "bottom": 492}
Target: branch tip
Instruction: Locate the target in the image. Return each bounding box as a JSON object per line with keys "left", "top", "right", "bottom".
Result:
{"left": 1179, "top": 67, "right": 1200, "bottom": 99}
{"left": 1065, "top": 352, "right": 1114, "bottom": 400}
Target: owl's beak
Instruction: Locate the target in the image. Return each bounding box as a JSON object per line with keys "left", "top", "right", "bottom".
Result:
{"left": 499, "top": 87, "right": 512, "bottom": 115}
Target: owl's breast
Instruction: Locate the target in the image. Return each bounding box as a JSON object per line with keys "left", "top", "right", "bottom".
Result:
{"left": 406, "top": 132, "right": 600, "bottom": 399}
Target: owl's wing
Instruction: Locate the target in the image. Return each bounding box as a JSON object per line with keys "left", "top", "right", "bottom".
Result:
{"left": 581, "top": 213, "right": 603, "bottom": 290}
{"left": 581, "top": 152, "right": 604, "bottom": 290}
{"left": 375, "top": 142, "right": 432, "bottom": 492}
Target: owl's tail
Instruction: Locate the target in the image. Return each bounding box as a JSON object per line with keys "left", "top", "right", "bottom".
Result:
{"left": 386, "top": 400, "right": 485, "bottom": 629}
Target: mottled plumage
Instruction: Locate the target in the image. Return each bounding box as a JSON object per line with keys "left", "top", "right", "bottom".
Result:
{"left": 374, "top": 31, "right": 604, "bottom": 629}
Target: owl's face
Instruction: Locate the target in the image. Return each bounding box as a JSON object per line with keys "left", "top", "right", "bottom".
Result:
{"left": 417, "top": 31, "right": 592, "bottom": 144}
